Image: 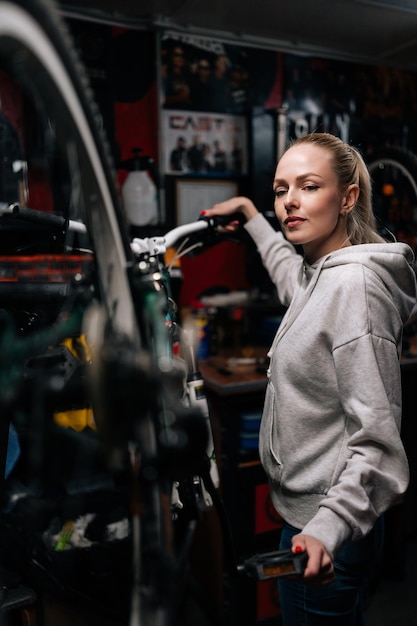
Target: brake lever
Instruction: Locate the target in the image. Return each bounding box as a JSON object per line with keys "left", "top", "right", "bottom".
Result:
{"left": 198, "top": 212, "right": 245, "bottom": 230}
{"left": 181, "top": 212, "right": 244, "bottom": 254}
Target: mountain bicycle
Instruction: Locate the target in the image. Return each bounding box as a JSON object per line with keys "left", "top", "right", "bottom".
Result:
{"left": 0, "top": 0, "right": 238, "bottom": 624}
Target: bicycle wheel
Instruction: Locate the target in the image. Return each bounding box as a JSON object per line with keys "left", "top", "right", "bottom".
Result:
{"left": 367, "top": 146, "right": 417, "bottom": 250}
{"left": 0, "top": 0, "right": 138, "bottom": 342}
{"left": 0, "top": 1, "right": 171, "bottom": 624}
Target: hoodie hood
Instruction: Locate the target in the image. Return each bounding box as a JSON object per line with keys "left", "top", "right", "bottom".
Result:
{"left": 319, "top": 242, "right": 417, "bottom": 325}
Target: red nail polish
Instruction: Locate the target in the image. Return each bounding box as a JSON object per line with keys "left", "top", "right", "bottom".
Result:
{"left": 294, "top": 546, "right": 303, "bottom": 553}
{"left": 200, "top": 210, "right": 207, "bottom": 215}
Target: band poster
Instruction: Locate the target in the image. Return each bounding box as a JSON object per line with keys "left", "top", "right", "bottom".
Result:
{"left": 161, "top": 109, "right": 248, "bottom": 175}
{"left": 160, "top": 30, "right": 282, "bottom": 176}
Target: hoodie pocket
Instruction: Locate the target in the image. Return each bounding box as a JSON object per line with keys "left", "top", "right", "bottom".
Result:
{"left": 259, "top": 379, "right": 283, "bottom": 484}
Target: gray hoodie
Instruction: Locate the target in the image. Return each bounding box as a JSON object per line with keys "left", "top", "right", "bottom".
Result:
{"left": 245, "top": 213, "right": 417, "bottom": 557}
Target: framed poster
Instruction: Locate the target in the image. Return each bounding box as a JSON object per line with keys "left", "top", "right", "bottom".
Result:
{"left": 176, "top": 178, "right": 238, "bottom": 224}
{"left": 162, "top": 109, "right": 248, "bottom": 176}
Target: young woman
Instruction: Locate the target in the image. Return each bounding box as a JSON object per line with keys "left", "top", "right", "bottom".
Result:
{"left": 202, "top": 133, "right": 417, "bottom": 625}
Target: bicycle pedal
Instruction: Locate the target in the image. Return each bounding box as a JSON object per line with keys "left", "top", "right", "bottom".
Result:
{"left": 243, "top": 548, "right": 308, "bottom": 580}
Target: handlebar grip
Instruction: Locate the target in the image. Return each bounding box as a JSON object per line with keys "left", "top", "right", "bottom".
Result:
{"left": 198, "top": 212, "right": 245, "bottom": 228}
{"left": 11, "top": 204, "right": 67, "bottom": 230}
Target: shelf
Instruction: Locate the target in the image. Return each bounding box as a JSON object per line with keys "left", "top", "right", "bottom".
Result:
{"left": 199, "top": 352, "right": 268, "bottom": 396}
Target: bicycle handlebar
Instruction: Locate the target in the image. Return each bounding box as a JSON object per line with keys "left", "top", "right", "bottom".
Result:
{"left": 131, "top": 220, "right": 210, "bottom": 256}
{"left": 131, "top": 213, "right": 244, "bottom": 256}
{"left": 0, "top": 203, "right": 88, "bottom": 234}
{"left": 0, "top": 203, "right": 243, "bottom": 256}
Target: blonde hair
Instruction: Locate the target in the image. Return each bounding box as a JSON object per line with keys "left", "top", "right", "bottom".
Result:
{"left": 287, "top": 133, "right": 385, "bottom": 245}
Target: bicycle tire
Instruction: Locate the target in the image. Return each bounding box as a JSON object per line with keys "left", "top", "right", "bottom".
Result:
{"left": 0, "top": 0, "right": 138, "bottom": 342}
{"left": 0, "top": 2, "right": 171, "bottom": 625}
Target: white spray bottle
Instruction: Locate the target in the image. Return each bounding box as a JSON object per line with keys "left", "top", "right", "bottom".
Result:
{"left": 121, "top": 148, "right": 159, "bottom": 226}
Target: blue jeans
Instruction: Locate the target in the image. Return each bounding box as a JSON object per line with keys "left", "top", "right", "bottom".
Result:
{"left": 278, "top": 517, "right": 384, "bottom": 626}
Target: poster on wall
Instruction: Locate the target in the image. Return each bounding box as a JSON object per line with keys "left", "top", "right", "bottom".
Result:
{"left": 282, "top": 54, "right": 417, "bottom": 152}
{"left": 162, "top": 109, "right": 248, "bottom": 175}
{"left": 161, "top": 31, "right": 283, "bottom": 114}
{"left": 282, "top": 56, "right": 357, "bottom": 146}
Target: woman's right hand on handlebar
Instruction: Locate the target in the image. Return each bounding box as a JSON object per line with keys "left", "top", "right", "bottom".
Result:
{"left": 200, "top": 196, "right": 259, "bottom": 231}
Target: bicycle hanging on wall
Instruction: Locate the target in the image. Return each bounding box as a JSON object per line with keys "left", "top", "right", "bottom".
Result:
{"left": 366, "top": 145, "right": 417, "bottom": 251}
